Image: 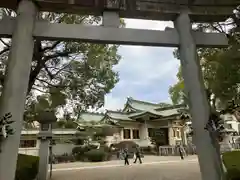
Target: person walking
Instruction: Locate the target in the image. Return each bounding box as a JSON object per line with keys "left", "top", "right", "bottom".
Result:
{"left": 133, "top": 146, "right": 142, "bottom": 164}
{"left": 123, "top": 148, "right": 129, "bottom": 165}
{"left": 177, "top": 144, "right": 184, "bottom": 160}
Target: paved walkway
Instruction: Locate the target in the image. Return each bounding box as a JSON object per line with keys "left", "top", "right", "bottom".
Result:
{"left": 51, "top": 156, "right": 201, "bottom": 180}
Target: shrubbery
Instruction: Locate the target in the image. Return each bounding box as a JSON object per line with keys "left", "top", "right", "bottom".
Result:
{"left": 53, "top": 154, "right": 75, "bottom": 163}
{"left": 72, "top": 144, "right": 98, "bottom": 161}
{"left": 113, "top": 141, "right": 138, "bottom": 158}
{"left": 141, "top": 146, "right": 156, "bottom": 155}
{"left": 222, "top": 151, "right": 240, "bottom": 180}
{"left": 113, "top": 141, "right": 138, "bottom": 150}
{"left": 84, "top": 149, "right": 107, "bottom": 162}
{"left": 15, "top": 154, "right": 39, "bottom": 180}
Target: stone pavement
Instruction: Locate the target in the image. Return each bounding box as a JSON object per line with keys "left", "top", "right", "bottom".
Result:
{"left": 51, "top": 156, "right": 201, "bottom": 180}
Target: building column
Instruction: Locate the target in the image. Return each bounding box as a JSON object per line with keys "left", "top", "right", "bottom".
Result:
{"left": 180, "top": 127, "right": 187, "bottom": 145}
{"left": 0, "top": 1, "right": 37, "bottom": 180}
{"left": 168, "top": 127, "right": 175, "bottom": 146}
{"left": 140, "top": 120, "right": 148, "bottom": 141}
{"left": 120, "top": 128, "right": 124, "bottom": 140}
{"left": 174, "top": 12, "right": 223, "bottom": 180}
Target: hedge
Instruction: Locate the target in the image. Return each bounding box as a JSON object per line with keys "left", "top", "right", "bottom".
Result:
{"left": 15, "top": 154, "right": 39, "bottom": 180}
{"left": 222, "top": 151, "right": 240, "bottom": 180}
{"left": 72, "top": 144, "right": 98, "bottom": 161}
{"left": 84, "top": 149, "right": 107, "bottom": 162}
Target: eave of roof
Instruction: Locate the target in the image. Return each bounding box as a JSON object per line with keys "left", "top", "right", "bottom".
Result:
{"left": 129, "top": 111, "right": 162, "bottom": 119}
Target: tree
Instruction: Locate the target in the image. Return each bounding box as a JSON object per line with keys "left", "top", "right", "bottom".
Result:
{"left": 0, "top": 9, "right": 122, "bottom": 121}
{"left": 169, "top": 8, "right": 240, "bottom": 108}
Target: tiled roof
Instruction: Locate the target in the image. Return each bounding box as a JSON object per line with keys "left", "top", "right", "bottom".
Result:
{"left": 127, "top": 98, "right": 161, "bottom": 111}
{"left": 78, "top": 112, "right": 104, "bottom": 122}
{"left": 77, "top": 98, "right": 185, "bottom": 122}
{"left": 156, "top": 108, "right": 182, "bottom": 116}
{"left": 106, "top": 110, "right": 133, "bottom": 121}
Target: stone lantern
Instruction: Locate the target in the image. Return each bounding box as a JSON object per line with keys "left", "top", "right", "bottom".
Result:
{"left": 37, "top": 110, "right": 57, "bottom": 132}
{"left": 36, "top": 110, "right": 57, "bottom": 180}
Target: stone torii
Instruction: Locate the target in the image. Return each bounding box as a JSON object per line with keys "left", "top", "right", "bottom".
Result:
{"left": 0, "top": 0, "right": 238, "bottom": 180}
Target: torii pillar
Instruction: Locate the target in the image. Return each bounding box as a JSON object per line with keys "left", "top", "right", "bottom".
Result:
{"left": 0, "top": 1, "right": 37, "bottom": 180}
{"left": 175, "top": 12, "right": 223, "bottom": 180}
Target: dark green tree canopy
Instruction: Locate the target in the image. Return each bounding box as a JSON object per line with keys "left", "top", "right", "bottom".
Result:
{"left": 0, "top": 9, "right": 123, "bottom": 125}
{"left": 169, "top": 8, "right": 240, "bottom": 109}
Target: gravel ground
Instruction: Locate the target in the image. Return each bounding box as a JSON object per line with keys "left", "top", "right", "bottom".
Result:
{"left": 51, "top": 156, "right": 201, "bottom": 180}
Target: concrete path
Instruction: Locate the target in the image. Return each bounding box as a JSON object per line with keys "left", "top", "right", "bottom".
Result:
{"left": 51, "top": 156, "right": 201, "bottom": 180}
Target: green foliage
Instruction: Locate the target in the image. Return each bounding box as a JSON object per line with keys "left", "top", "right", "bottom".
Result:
{"left": 53, "top": 154, "right": 75, "bottom": 163}
{"left": 56, "top": 120, "right": 78, "bottom": 129}
{"left": 169, "top": 12, "right": 240, "bottom": 108}
{"left": 113, "top": 141, "right": 138, "bottom": 150}
{"left": 222, "top": 151, "right": 240, "bottom": 180}
{"left": 0, "top": 10, "right": 123, "bottom": 125}
{"left": 72, "top": 144, "right": 98, "bottom": 161}
{"left": 84, "top": 149, "right": 107, "bottom": 162}
{"left": 15, "top": 154, "right": 39, "bottom": 180}
{"left": 141, "top": 146, "right": 156, "bottom": 155}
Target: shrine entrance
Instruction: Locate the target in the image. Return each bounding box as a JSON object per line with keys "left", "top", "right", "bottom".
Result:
{"left": 0, "top": 1, "right": 238, "bottom": 180}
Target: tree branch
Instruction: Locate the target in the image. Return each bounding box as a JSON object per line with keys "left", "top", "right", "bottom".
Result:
{"left": 209, "top": 23, "right": 225, "bottom": 34}
{"left": 43, "top": 51, "right": 71, "bottom": 61}
{"left": 53, "top": 63, "right": 72, "bottom": 77}
{"left": 43, "top": 64, "right": 54, "bottom": 80}
{"left": 36, "top": 77, "right": 56, "bottom": 87}
{"left": 0, "top": 39, "right": 10, "bottom": 47}
{"left": 32, "top": 86, "right": 48, "bottom": 93}
{"left": 0, "top": 48, "right": 9, "bottom": 56}
{"left": 42, "top": 41, "right": 61, "bottom": 52}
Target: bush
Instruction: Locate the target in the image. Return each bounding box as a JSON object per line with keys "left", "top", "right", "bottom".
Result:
{"left": 53, "top": 154, "right": 75, "bottom": 163}
{"left": 141, "top": 146, "right": 156, "bottom": 155}
{"left": 222, "top": 151, "right": 240, "bottom": 180}
{"left": 113, "top": 141, "right": 139, "bottom": 159}
{"left": 113, "top": 141, "right": 138, "bottom": 150}
{"left": 72, "top": 144, "right": 98, "bottom": 161}
{"left": 84, "top": 149, "right": 107, "bottom": 162}
{"left": 15, "top": 154, "right": 39, "bottom": 180}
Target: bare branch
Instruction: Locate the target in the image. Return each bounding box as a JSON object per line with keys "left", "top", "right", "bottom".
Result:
{"left": 53, "top": 63, "right": 71, "bottom": 77}
{"left": 32, "top": 86, "right": 48, "bottom": 93}
{"left": 0, "top": 47, "right": 9, "bottom": 56}
{"left": 0, "top": 39, "right": 10, "bottom": 47}
{"left": 43, "top": 64, "right": 54, "bottom": 80}
{"left": 43, "top": 51, "right": 71, "bottom": 61}
{"left": 42, "top": 41, "right": 61, "bottom": 52}
{"left": 209, "top": 23, "right": 225, "bottom": 34}
{"left": 36, "top": 77, "right": 56, "bottom": 87}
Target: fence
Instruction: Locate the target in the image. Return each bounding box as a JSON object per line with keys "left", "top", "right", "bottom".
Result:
{"left": 158, "top": 145, "right": 196, "bottom": 156}
{"left": 158, "top": 143, "right": 240, "bottom": 156}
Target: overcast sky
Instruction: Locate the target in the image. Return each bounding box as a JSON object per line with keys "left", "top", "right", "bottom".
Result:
{"left": 0, "top": 18, "right": 180, "bottom": 113}
{"left": 100, "top": 19, "right": 180, "bottom": 111}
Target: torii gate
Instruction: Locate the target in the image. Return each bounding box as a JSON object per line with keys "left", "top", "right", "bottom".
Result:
{"left": 0, "top": 0, "right": 238, "bottom": 180}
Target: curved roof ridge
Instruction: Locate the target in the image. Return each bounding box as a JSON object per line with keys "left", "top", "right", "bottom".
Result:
{"left": 106, "top": 110, "right": 127, "bottom": 114}
{"left": 80, "top": 111, "right": 105, "bottom": 115}
{"left": 155, "top": 104, "right": 186, "bottom": 111}
{"left": 128, "top": 98, "right": 159, "bottom": 106}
